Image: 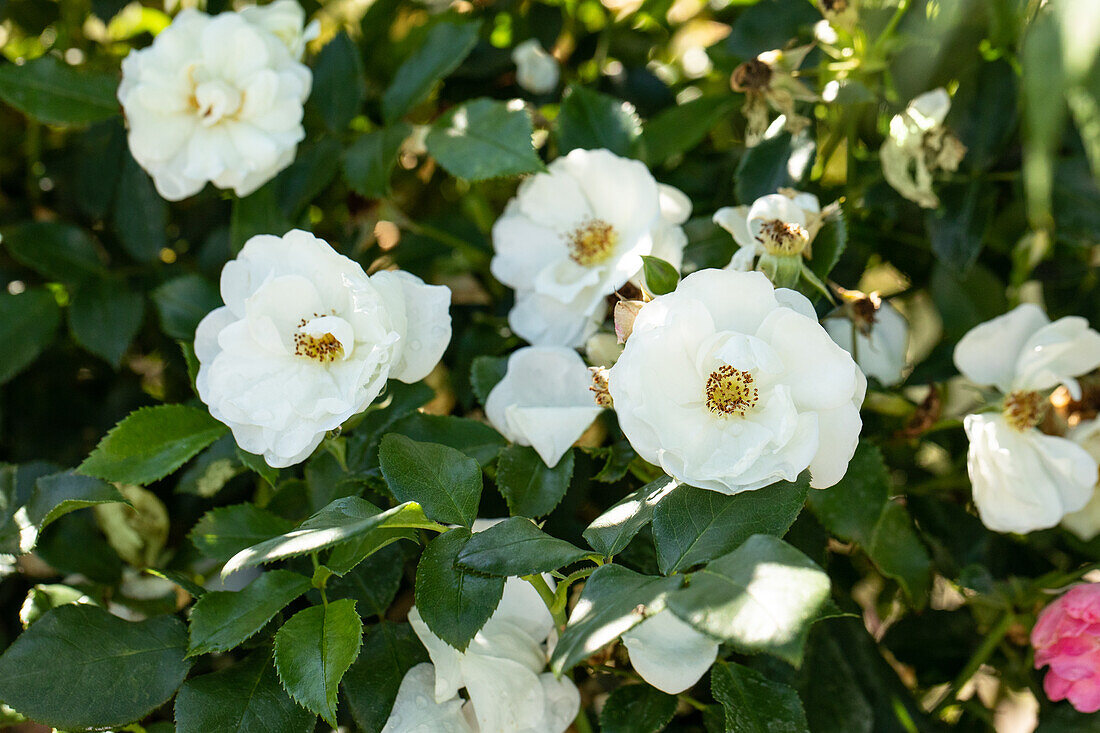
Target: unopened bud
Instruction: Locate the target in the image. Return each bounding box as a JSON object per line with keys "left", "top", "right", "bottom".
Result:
{"left": 614, "top": 300, "right": 646, "bottom": 344}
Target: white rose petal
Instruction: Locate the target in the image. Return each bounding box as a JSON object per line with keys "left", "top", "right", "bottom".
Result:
{"left": 824, "top": 300, "right": 910, "bottom": 386}
{"left": 1062, "top": 419, "right": 1100, "bottom": 540}
{"left": 608, "top": 269, "right": 863, "bottom": 494}
{"left": 239, "top": 0, "right": 320, "bottom": 59}
{"left": 195, "top": 229, "right": 451, "bottom": 468}
{"left": 620, "top": 610, "right": 719, "bottom": 694}
{"left": 964, "top": 413, "right": 1097, "bottom": 534}
{"left": 512, "top": 39, "right": 560, "bottom": 94}
{"left": 486, "top": 346, "right": 604, "bottom": 467}
{"left": 491, "top": 149, "right": 689, "bottom": 347}
{"left": 382, "top": 664, "right": 477, "bottom": 733}
{"left": 117, "top": 4, "right": 312, "bottom": 201}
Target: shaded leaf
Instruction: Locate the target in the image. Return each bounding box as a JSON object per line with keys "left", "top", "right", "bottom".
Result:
{"left": 426, "top": 98, "right": 543, "bottom": 181}
{"left": 187, "top": 570, "right": 312, "bottom": 656}
{"left": 496, "top": 445, "right": 573, "bottom": 518}
{"left": 0, "top": 55, "right": 118, "bottom": 125}
{"left": 414, "top": 528, "right": 504, "bottom": 651}
{"left": 378, "top": 434, "right": 482, "bottom": 527}
{"left": 456, "top": 517, "right": 589, "bottom": 576}
{"left": 382, "top": 21, "right": 481, "bottom": 122}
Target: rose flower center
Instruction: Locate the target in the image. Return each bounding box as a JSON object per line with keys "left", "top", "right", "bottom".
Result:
{"left": 1003, "top": 390, "right": 1045, "bottom": 431}
{"left": 568, "top": 219, "right": 618, "bottom": 266}
{"left": 292, "top": 315, "right": 352, "bottom": 364}
{"left": 705, "top": 365, "right": 759, "bottom": 417}
{"left": 757, "top": 219, "right": 809, "bottom": 256}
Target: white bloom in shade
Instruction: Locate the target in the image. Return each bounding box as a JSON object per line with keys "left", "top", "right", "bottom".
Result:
{"left": 953, "top": 304, "right": 1100, "bottom": 533}
{"left": 396, "top": 576, "right": 579, "bottom": 733}
{"left": 512, "top": 39, "right": 560, "bottom": 95}
{"left": 880, "top": 88, "right": 966, "bottom": 209}
{"left": 608, "top": 269, "right": 865, "bottom": 495}
{"left": 382, "top": 664, "right": 476, "bottom": 733}
{"left": 1062, "top": 419, "right": 1100, "bottom": 541}
{"left": 117, "top": 5, "right": 312, "bottom": 201}
{"left": 620, "top": 609, "right": 719, "bottom": 694}
{"left": 239, "top": 0, "right": 321, "bottom": 60}
{"left": 713, "top": 190, "right": 820, "bottom": 271}
{"left": 824, "top": 297, "right": 909, "bottom": 386}
{"left": 491, "top": 149, "right": 690, "bottom": 347}
{"left": 485, "top": 346, "right": 604, "bottom": 467}
{"left": 195, "top": 229, "right": 451, "bottom": 468}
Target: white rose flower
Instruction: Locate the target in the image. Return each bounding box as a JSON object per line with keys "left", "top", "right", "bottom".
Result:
{"left": 491, "top": 149, "right": 690, "bottom": 347}
{"left": 1061, "top": 419, "right": 1100, "bottom": 541}
{"left": 395, "top": 575, "right": 579, "bottom": 733}
{"left": 195, "top": 229, "right": 452, "bottom": 468}
{"left": 239, "top": 0, "right": 321, "bottom": 60}
{"left": 485, "top": 346, "right": 604, "bottom": 467}
{"left": 953, "top": 303, "right": 1100, "bottom": 533}
{"left": 608, "top": 269, "right": 865, "bottom": 495}
{"left": 824, "top": 296, "right": 909, "bottom": 386}
{"left": 117, "top": 5, "right": 312, "bottom": 201}
{"left": 620, "top": 609, "right": 719, "bottom": 694}
{"left": 880, "top": 87, "right": 966, "bottom": 209}
{"left": 512, "top": 39, "right": 560, "bottom": 95}
{"left": 382, "top": 664, "right": 476, "bottom": 733}
{"left": 713, "top": 190, "right": 820, "bottom": 272}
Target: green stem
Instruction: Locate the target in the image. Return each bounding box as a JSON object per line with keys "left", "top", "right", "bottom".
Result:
{"left": 523, "top": 573, "right": 565, "bottom": 627}
{"left": 573, "top": 706, "right": 595, "bottom": 733}
{"left": 932, "top": 612, "right": 1014, "bottom": 714}
{"left": 871, "top": 0, "right": 911, "bottom": 59}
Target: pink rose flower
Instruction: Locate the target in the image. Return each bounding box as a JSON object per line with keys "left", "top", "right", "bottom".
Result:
{"left": 1032, "top": 583, "right": 1100, "bottom": 713}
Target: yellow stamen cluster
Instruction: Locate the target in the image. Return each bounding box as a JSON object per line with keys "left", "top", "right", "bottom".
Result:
{"left": 293, "top": 318, "right": 344, "bottom": 363}
{"left": 567, "top": 219, "right": 618, "bottom": 266}
{"left": 1003, "top": 390, "right": 1044, "bottom": 431}
{"left": 705, "top": 365, "right": 759, "bottom": 417}
{"left": 757, "top": 219, "right": 810, "bottom": 256}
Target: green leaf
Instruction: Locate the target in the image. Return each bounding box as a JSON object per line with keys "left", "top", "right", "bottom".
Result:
{"left": 641, "top": 96, "right": 735, "bottom": 166}
{"left": 0, "top": 604, "right": 190, "bottom": 730}
{"left": 0, "top": 287, "right": 61, "bottom": 385}
{"left": 0, "top": 55, "right": 118, "bottom": 125}
{"left": 640, "top": 255, "right": 680, "bottom": 296}
{"left": 343, "top": 622, "right": 428, "bottom": 732}
{"left": 582, "top": 476, "right": 678, "bottom": 558}
{"left": 735, "top": 131, "right": 815, "bottom": 204}
{"left": 599, "top": 683, "right": 678, "bottom": 733}
{"left": 69, "top": 277, "right": 144, "bottom": 366}
{"left": 456, "top": 517, "right": 589, "bottom": 576}
{"left": 342, "top": 123, "right": 412, "bottom": 198}
{"left": 327, "top": 542, "right": 408, "bottom": 618}
{"left": 2, "top": 221, "right": 104, "bottom": 282}
{"left": 388, "top": 412, "right": 507, "bottom": 467}
{"left": 711, "top": 660, "right": 810, "bottom": 733}
{"left": 556, "top": 84, "right": 641, "bottom": 156}
{"left": 591, "top": 440, "right": 635, "bottom": 483}
{"left": 79, "top": 405, "right": 228, "bottom": 485}
{"left": 189, "top": 503, "right": 296, "bottom": 562}
{"left": 274, "top": 599, "right": 363, "bottom": 727}
{"left": 237, "top": 448, "right": 280, "bottom": 487}
{"left": 76, "top": 119, "right": 126, "bottom": 219}
{"left": 550, "top": 564, "right": 681, "bottom": 675}
{"left": 382, "top": 20, "right": 481, "bottom": 122}
{"left": 414, "top": 528, "right": 505, "bottom": 651}
{"left": 175, "top": 651, "right": 315, "bottom": 733}
{"left": 152, "top": 274, "right": 222, "bottom": 340}
{"left": 426, "top": 98, "right": 544, "bottom": 181}
{"left": 470, "top": 355, "right": 508, "bottom": 406}
{"left": 808, "top": 207, "right": 846, "bottom": 282}
{"left": 230, "top": 181, "right": 292, "bottom": 254}
{"left": 378, "top": 434, "right": 483, "bottom": 527}
{"left": 925, "top": 180, "right": 995, "bottom": 275}
{"left": 114, "top": 156, "right": 167, "bottom": 262}
{"left": 276, "top": 137, "right": 341, "bottom": 218}
{"left": 310, "top": 32, "right": 365, "bottom": 131}
{"left": 26, "top": 470, "right": 126, "bottom": 536}
{"left": 806, "top": 443, "right": 931, "bottom": 607}
{"left": 223, "top": 497, "right": 435, "bottom": 577}
{"left": 187, "top": 570, "right": 312, "bottom": 656}
{"left": 19, "top": 584, "right": 96, "bottom": 628}
{"left": 668, "top": 535, "right": 831, "bottom": 666}
{"left": 1021, "top": 6, "right": 1064, "bottom": 230}
{"left": 652, "top": 477, "right": 809, "bottom": 575}
{"left": 496, "top": 444, "right": 573, "bottom": 518}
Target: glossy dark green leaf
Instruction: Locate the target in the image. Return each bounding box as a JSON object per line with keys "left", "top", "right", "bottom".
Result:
{"left": 0, "top": 604, "right": 190, "bottom": 730}
{"left": 2, "top": 221, "right": 104, "bottom": 282}
{"left": 327, "top": 542, "right": 408, "bottom": 618}
{"left": 378, "top": 434, "right": 483, "bottom": 527}
{"left": 382, "top": 21, "right": 481, "bottom": 122}
{"left": 668, "top": 535, "right": 830, "bottom": 666}
{"left": 78, "top": 405, "right": 228, "bottom": 485}
{"left": 0, "top": 288, "right": 61, "bottom": 385}
{"left": 343, "top": 622, "right": 428, "bottom": 732}
{"left": 469, "top": 354, "right": 508, "bottom": 406}
{"left": 926, "top": 181, "right": 995, "bottom": 274}
{"left": 310, "top": 32, "right": 365, "bottom": 131}
{"left": 653, "top": 477, "right": 808, "bottom": 575}
{"left": 276, "top": 137, "right": 341, "bottom": 218}
{"left": 175, "top": 651, "right": 315, "bottom": 733}
{"left": 556, "top": 84, "right": 641, "bottom": 156}
{"left": 550, "top": 564, "right": 681, "bottom": 675}
{"left": 711, "top": 660, "right": 810, "bottom": 733}
{"left": 426, "top": 98, "right": 543, "bottom": 181}
{"left": 808, "top": 207, "right": 846, "bottom": 281}
{"left": 342, "top": 123, "right": 412, "bottom": 198}
{"left": 496, "top": 444, "right": 573, "bottom": 518}
{"left": 187, "top": 570, "right": 312, "bottom": 656}
{"left": 387, "top": 413, "right": 507, "bottom": 467}
{"left": 26, "top": 470, "right": 126, "bottom": 536}
{"left": 69, "top": 277, "right": 144, "bottom": 366}
{"left": 414, "top": 528, "right": 504, "bottom": 651}
{"left": 641, "top": 96, "right": 735, "bottom": 166}
{"left": 274, "top": 599, "right": 363, "bottom": 727}
{"left": 114, "top": 156, "right": 167, "bottom": 262}
{"left": 152, "top": 274, "right": 222, "bottom": 340}
{"left": 583, "top": 476, "right": 678, "bottom": 558}
{"left": 456, "top": 517, "right": 589, "bottom": 576}
{"left": 599, "top": 683, "right": 677, "bottom": 733}
{"left": 189, "top": 503, "right": 296, "bottom": 562}
{"left": 640, "top": 255, "right": 680, "bottom": 296}
{"left": 0, "top": 55, "right": 118, "bottom": 125}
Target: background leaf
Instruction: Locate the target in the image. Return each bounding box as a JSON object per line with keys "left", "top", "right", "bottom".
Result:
{"left": 426, "top": 98, "right": 543, "bottom": 181}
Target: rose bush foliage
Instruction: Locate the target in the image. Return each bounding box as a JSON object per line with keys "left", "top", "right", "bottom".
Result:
{"left": 2, "top": 0, "right": 1100, "bottom": 731}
